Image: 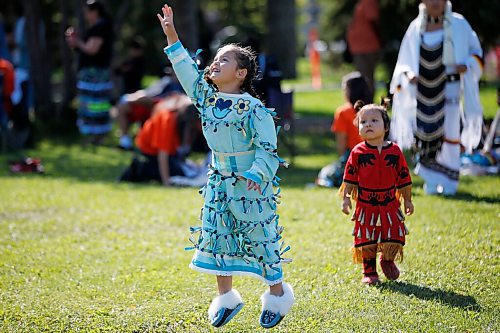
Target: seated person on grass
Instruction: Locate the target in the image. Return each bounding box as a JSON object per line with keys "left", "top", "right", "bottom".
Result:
{"left": 119, "top": 93, "right": 206, "bottom": 186}
{"left": 317, "top": 72, "right": 371, "bottom": 187}
{"left": 115, "top": 63, "right": 183, "bottom": 150}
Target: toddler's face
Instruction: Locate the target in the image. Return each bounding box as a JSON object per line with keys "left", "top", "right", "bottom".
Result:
{"left": 358, "top": 109, "right": 386, "bottom": 141}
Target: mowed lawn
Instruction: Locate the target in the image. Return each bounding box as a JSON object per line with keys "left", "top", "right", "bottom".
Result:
{"left": 0, "top": 137, "right": 498, "bottom": 332}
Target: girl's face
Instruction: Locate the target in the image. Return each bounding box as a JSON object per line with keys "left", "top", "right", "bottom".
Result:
{"left": 358, "top": 109, "right": 387, "bottom": 142}
{"left": 422, "top": 0, "right": 446, "bottom": 18}
{"left": 209, "top": 47, "right": 245, "bottom": 87}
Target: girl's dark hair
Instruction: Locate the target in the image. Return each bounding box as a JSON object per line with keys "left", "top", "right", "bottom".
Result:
{"left": 342, "top": 72, "right": 372, "bottom": 105}
{"left": 354, "top": 101, "right": 391, "bottom": 140}
{"left": 203, "top": 43, "right": 259, "bottom": 97}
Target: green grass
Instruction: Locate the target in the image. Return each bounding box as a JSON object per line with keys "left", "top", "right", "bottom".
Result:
{"left": 1, "top": 55, "right": 498, "bottom": 332}
{"left": 1, "top": 137, "right": 499, "bottom": 332}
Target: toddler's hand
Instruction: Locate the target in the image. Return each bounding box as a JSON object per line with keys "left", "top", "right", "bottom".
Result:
{"left": 404, "top": 200, "right": 414, "bottom": 216}
{"left": 342, "top": 197, "right": 351, "bottom": 215}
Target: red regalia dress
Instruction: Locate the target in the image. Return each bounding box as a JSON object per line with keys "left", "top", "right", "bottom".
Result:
{"left": 343, "top": 142, "right": 412, "bottom": 251}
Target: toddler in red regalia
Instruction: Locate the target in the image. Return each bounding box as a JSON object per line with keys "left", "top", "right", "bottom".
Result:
{"left": 340, "top": 101, "right": 414, "bottom": 285}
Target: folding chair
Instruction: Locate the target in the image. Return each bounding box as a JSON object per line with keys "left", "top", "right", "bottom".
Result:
{"left": 267, "top": 88, "right": 296, "bottom": 163}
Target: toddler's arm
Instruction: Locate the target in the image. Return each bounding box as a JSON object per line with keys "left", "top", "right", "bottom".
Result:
{"left": 341, "top": 183, "right": 356, "bottom": 215}
{"left": 399, "top": 185, "right": 414, "bottom": 215}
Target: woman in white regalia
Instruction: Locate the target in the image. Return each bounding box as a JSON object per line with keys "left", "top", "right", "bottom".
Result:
{"left": 390, "top": 0, "right": 483, "bottom": 195}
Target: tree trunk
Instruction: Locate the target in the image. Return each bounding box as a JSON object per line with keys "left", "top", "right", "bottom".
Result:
{"left": 58, "top": 0, "right": 76, "bottom": 119}
{"left": 113, "top": 0, "right": 132, "bottom": 42}
{"left": 22, "top": 0, "right": 54, "bottom": 118}
{"left": 267, "top": 0, "right": 296, "bottom": 78}
{"left": 170, "top": 0, "right": 199, "bottom": 50}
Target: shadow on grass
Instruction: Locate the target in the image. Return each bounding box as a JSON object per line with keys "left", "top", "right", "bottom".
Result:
{"left": 443, "top": 191, "right": 499, "bottom": 204}
{"left": 378, "top": 281, "right": 481, "bottom": 312}
{"left": 443, "top": 176, "right": 500, "bottom": 203}
{"left": 408, "top": 175, "right": 498, "bottom": 203}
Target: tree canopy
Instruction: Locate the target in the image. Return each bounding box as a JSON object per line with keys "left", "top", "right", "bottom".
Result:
{"left": 0, "top": 0, "right": 497, "bottom": 124}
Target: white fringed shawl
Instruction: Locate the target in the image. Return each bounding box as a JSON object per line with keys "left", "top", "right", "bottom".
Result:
{"left": 390, "top": 1, "right": 483, "bottom": 153}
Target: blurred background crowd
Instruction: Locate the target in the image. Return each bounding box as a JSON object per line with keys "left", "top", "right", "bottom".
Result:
{"left": 0, "top": 0, "right": 498, "bottom": 185}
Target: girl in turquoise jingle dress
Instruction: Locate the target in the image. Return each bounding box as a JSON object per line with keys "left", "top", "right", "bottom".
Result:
{"left": 157, "top": 4, "right": 294, "bottom": 329}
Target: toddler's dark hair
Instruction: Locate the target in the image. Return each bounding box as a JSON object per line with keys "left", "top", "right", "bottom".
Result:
{"left": 354, "top": 100, "right": 391, "bottom": 140}
{"left": 203, "top": 43, "right": 259, "bottom": 97}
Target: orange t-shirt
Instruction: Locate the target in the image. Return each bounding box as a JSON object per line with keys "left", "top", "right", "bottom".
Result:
{"left": 347, "top": 0, "right": 381, "bottom": 54}
{"left": 135, "top": 109, "right": 180, "bottom": 156}
{"left": 0, "top": 58, "right": 15, "bottom": 113}
{"left": 331, "top": 103, "right": 362, "bottom": 150}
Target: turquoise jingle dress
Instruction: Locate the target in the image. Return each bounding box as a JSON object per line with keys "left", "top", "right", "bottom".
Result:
{"left": 164, "top": 42, "right": 291, "bottom": 285}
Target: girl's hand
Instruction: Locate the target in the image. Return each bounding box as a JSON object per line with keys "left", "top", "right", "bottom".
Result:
{"left": 246, "top": 179, "right": 261, "bottom": 193}
{"left": 404, "top": 200, "right": 414, "bottom": 216}
{"left": 157, "top": 4, "right": 178, "bottom": 44}
{"left": 342, "top": 197, "right": 351, "bottom": 215}
{"left": 238, "top": 176, "right": 262, "bottom": 193}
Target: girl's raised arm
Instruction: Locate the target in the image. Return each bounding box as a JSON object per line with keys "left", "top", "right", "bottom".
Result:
{"left": 157, "top": 4, "right": 179, "bottom": 46}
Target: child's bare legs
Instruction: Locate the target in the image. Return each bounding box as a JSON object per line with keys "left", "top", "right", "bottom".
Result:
{"left": 269, "top": 282, "right": 284, "bottom": 296}
{"left": 209, "top": 275, "right": 243, "bottom": 327}
{"left": 361, "top": 244, "right": 379, "bottom": 284}
{"left": 216, "top": 276, "right": 284, "bottom": 295}
{"left": 380, "top": 242, "right": 403, "bottom": 280}
{"left": 217, "top": 275, "right": 232, "bottom": 295}
{"left": 260, "top": 282, "right": 294, "bottom": 328}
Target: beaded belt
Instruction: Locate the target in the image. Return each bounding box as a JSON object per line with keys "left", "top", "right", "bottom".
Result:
{"left": 212, "top": 150, "right": 256, "bottom": 174}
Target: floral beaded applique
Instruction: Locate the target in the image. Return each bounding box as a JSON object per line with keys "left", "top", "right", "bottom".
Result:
{"left": 233, "top": 98, "right": 251, "bottom": 114}
{"left": 205, "top": 95, "right": 217, "bottom": 108}
{"left": 212, "top": 98, "right": 233, "bottom": 119}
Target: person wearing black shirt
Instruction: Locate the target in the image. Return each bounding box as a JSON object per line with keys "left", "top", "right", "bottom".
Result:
{"left": 66, "top": 0, "right": 114, "bottom": 144}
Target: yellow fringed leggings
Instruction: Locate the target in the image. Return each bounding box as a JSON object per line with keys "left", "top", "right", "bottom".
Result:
{"left": 352, "top": 242, "right": 404, "bottom": 264}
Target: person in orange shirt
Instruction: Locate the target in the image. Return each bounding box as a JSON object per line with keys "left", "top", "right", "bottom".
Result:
{"left": 119, "top": 94, "right": 197, "bottom": 186}
{"left": 347, "top": 0, "right": 381, "bottom": 101}
{"left": 318, "top": 72, "right": 370, "bottom": 187}
{"left": 0, "top": 58, "right": 15, "bottom": 127}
